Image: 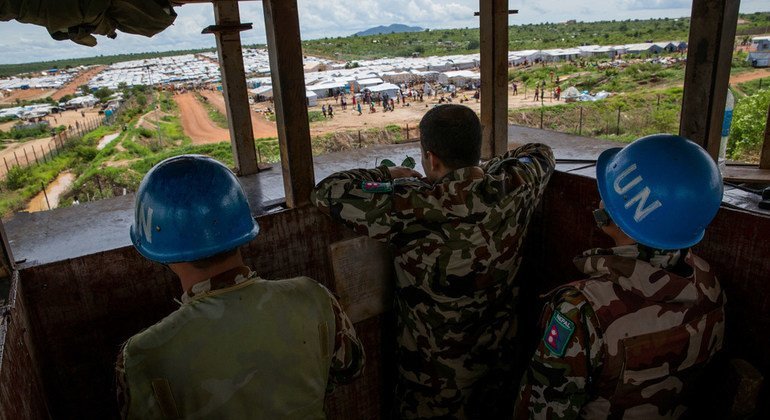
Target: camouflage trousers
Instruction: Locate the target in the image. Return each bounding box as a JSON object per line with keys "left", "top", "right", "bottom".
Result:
{"left": 392, "top": 369, "right": 516, "bottom": 419}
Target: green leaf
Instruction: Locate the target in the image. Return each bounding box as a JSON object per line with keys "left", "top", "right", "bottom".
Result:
{"left": 401, "top": 156, "right": 416, "bottom": 169}
{"left": 380, "top": 158, "right": 396, "bottom": 167}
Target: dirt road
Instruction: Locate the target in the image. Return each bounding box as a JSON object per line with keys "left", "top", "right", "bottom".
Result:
{"left": 199, "top": 90, "right": 279, "bottom": 139}
{"left": 51, "top": 66, "right": 106, "bottom": 101}
{"left": 0, "top": 88, "right": 55, "bottom": 105}
{"left": 730, "top": 68, "right": 770, "bottom": 85}
{"left": 173, "top": 92, "right": 230, "bottom": 144}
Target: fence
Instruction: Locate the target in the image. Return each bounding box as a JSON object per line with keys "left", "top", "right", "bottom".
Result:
{"left": 0, "top": 96, "right": 136, "bottom": 181}
{"left": 0, "top": 116, "right": 106, "bottom": 179}
{"left": 508, "top": 96, "right": 681, "bottom": 141}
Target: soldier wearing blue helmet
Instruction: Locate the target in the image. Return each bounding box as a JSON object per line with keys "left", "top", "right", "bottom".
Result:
{"left": 116, "top": 155, "right": 364, "bottom": 419}
{"left": 516, "top": 135, "right": 726, "bottom": 419}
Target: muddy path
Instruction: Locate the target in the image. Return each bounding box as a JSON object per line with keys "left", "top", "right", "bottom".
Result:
{"left": 173, "top": 92, "right": 230, "bottom": 144}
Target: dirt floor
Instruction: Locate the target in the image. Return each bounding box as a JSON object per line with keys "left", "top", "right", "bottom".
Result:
{"left": 173, "top": 92, "right": 230, "bottom": 144}
{"left": 51, "top": 66, "right": 106, "bottom": 101}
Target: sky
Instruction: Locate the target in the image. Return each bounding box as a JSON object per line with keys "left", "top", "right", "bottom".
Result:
{"left": 0, "top": 0, "right": 767, "bottom": 65}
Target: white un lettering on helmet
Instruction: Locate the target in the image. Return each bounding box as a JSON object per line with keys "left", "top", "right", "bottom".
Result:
{"left": 139, "top": 205, "right": 154, "bottom": 243}
{"left": 613, "top": 163, "right": 663, "bottom": 223}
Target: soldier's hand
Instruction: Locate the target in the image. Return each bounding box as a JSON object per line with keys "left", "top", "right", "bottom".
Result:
{"left": 388, "top": 166, "right": 422, "bottom": 179}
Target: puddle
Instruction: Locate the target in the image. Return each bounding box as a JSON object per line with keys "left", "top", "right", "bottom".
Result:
{"left": 26, "top": 171, "right": 76, "bottom": 212}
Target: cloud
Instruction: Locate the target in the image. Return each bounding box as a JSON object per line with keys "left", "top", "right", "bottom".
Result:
{"left": 621, "top": 0, "right": 691, "bottom": 10}
{"left": 0, "top": 0, "right": 766, "bottom": 65}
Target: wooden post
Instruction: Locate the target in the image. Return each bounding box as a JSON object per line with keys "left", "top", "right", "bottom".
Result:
{"left": 32, "top": 147, "right": 38, "bottom": 164}
{"left": 579, "top": 107, "right": 584, "bottom": 136}
{"left": 479, "top": 0, "right": 510, "bottom": 158}
{"left": 2, "top": 157, "right": 7, "bottom": 173}
{"left": 41, "top": 182, "right": 51, "bottom": 210}
{"left": 23, "top": 148, "right": 29, "bottom": 165}
{"left": 680, "top": 0, "right": 740, "bottom": 160}
{"left": 264, "top": 0, "right": 315, "bottom": 207}
{"left": 13, "top": 151, "right": 19, "bottom": 167}
{"left": 40, "top": 146, "right": 47, "bottom": 164}
{"left": 760, "top": 105, "right": 770, "bottom": 170}
{"left": 204, "top": 1, "right": 259, "bottom": 176}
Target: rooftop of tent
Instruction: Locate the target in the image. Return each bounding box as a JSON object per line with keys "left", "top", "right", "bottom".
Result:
{"left": 1, "top": 0, "right": 770, "bottom": 418}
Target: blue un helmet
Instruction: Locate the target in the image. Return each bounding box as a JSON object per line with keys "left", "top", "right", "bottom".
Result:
{"left": 130, "top": 155, "right": 259, "bottom": 263}
{"left": 596, "top": 134, "right": 723, "bottom": 250}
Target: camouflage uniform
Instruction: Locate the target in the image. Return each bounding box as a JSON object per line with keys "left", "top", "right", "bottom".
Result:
{"left": 311, "top": 143, "right": 555, "bottom": 418}
{"left": 515, "top": 245, "right": 726, "bottom": 419}
{"left": 115, "top": 266, "right": 364, "bottom": 419}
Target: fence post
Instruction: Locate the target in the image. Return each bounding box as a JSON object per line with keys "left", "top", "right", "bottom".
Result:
{"left": 540, "top": 105, "right": 544, "bottom": 129}
{"left": 96, "top": 176, "right": 104, "bottom": 198}
{"left": 39, "top": 146, "right": 47, "bottom": 164}
{"left": 616, "top": 107, "right": 621, "bottom": 135}
{"left": 23, "top": 148, "right": 30, "bottom": 165}
{"left": 41, "top": 182, "right": 51, "bottom": 210}
{"left": 579, "top": 107, "right": 584, "bottom": 136}
{"left": 32, "top": 147, "right": 39, "bottom": 164}
{"left": 2, "top": 157, "right": 8, "bottom": 173}
{"left": 13, "top": 151, "right": 19, "bottom": 166}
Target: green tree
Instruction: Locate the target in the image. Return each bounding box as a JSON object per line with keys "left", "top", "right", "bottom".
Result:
{"left": 93, "top": 87, "right": 113, "bottom": 102}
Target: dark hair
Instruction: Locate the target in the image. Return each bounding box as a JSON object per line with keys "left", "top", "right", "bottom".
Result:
{"left": 419, "top": 104, "right": 482, "bottom": 169}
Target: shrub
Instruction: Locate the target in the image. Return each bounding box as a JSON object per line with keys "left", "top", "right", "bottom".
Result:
{"left": 5, "top": 165, "right": 31, "bottom": 190}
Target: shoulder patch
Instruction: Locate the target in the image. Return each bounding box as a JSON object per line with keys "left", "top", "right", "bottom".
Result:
{"left": 361, "top": 180, "right": 393, "bottom": 193}
{"left": 543, "top": 311, "right": 576, "bottom": 357}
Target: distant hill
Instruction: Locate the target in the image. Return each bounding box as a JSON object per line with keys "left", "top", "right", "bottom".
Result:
{"left": 354, "top": 24, "right": 424, "bottom": 37}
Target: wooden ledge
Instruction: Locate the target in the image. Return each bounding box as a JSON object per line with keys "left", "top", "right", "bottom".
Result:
{"left": 723, "top": 166, "right": 770, "bottom": 183}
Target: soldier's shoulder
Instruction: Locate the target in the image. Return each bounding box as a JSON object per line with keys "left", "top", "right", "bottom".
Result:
{"left": 550, "top": 286, "right": 591, "bottom": 312}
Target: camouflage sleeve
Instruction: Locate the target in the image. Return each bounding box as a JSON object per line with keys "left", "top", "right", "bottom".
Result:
{"left": 310, "top": 166, "right": 396, "bottom": 241}
{"left": 317, "top": 284, "right": 366, "bottom": 387}
{"left": 514, "top": 289, "right": 603, "bottom": 420}
{"left": 116, "top": 343, "right": 129, "bottom": 419}
{"left": 482, "top": 143, "right": 555, "bottom": 195}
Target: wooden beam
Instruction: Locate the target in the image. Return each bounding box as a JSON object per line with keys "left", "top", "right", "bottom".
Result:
{"left": 760, "top": 105, "right": 770, "bottom": 169}
{"left": 208, "top": 1, "right": 259, "bottom": 176}
{"left": 263, "top": 0, "right": 314, "bottom": 208}
{"left": 479, "top": 0, "right": 509, "bottom": 160}
{"left": 680, "top": 0, "right": 740, "bottom": 160}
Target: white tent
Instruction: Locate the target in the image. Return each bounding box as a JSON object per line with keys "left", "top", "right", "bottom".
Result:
{"left": 251, "top": 85, "right": 273, "bottom": 101}
{"left": 306, "top": 90, "right": 318, "bottom": 107}
{"left": 366, "top": 83, "right": 401, "bottom": 98}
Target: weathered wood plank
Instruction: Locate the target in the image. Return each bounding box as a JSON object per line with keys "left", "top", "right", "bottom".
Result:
{"left": 329, "top": 237, "right": 394, "bottom": 323}
{"left": 479, "top": 0, "right": 509, "bottom": 160}
{"left": 722, "top": 166, "right": 770, "bottom": 183}
{"left": 680, "top": 0, "right": 740, "bottom": 159}
{"left": 262, "top": 0, "right": 315, "bottom": 207}
{"left": 209, "top": 1, "right": 259, "bottom": 176}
